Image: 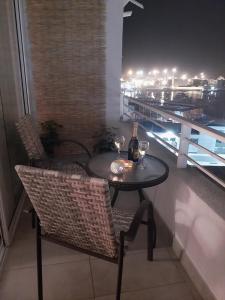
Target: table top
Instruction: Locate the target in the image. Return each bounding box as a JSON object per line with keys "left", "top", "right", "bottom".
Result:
{"left": 87, "top": 151, "right": 169, "bottom": 191}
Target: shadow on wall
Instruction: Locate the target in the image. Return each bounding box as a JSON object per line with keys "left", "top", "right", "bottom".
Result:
{"left": 143, "top": 144, "right": 225, "bottom": 299}
{"left": 174, "top": 183, "right": 225, "bottom": 300}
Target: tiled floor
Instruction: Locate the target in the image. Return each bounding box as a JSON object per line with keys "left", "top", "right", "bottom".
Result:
{"left": 0, "top": 191, "right": 202, "bottom": 300}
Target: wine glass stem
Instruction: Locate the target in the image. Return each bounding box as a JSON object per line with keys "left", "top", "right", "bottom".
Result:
{"left": 141, "top": 155, "right": 144, "bottom": 168}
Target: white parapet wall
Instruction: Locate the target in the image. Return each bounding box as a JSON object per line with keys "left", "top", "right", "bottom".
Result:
{"left": 105, "top": 0, "right": 123, "bottom": 127}
{"left": 144, "top": 139, "right": 225, "bottom": 300}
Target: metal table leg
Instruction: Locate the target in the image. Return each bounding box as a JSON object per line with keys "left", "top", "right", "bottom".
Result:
{"left": 138, "top": 189, "right": 145, "bottom": 203}
{"left": 111, "top": 188, "right": 119, "bottom": 207}
{"left": 139, "top": 189, "right": 157, "bottom": 251}
{"left": 148, "top": 200, "right": 157, "bottom": 249}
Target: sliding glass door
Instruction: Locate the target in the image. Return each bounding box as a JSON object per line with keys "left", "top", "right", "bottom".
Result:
{"left": 0, "top": 224, "right": 5, "bottom": 265}
{"left": 0, "top": 0, "right": 28, "bottom": 266}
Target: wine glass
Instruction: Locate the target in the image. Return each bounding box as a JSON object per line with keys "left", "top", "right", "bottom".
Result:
{"left": 138, "top": 140, "right": 149, "bottom": 169}
{"left": 114, "top": 136, "right": 125, "bottom": 157}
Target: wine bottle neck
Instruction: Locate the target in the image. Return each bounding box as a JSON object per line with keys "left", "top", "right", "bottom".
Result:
{"left": 132, "top": 122, "right": 138, "bottom": 138}
{"left": 132, "top": 128, "right": 137, "bottom": 137}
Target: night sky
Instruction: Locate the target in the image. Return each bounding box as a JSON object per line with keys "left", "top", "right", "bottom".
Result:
{"left": 122, "top": 0, "right": 225, "bottom": 77}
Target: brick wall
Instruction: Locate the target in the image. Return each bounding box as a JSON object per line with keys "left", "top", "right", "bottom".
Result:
{"left": 25, "top": 0, "right": 106, "bottom": 154}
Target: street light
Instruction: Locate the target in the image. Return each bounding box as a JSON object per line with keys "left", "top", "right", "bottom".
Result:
{"left": 163, "top": 69, "right": 168, "bottom": 87}
{"left": 153, "top": 69, "right": 159, "bottom": 75}
{"left": 200, "top": 72, "right": 205, "bottom": 79}
{"left": 181, "top": 74, "right": 187, "bottom": 80}
{"left": 171, "top": 68, "right": 177, "bottom": 88}
{"left": 127, "top": 69, "right": 133, "bottom": 76}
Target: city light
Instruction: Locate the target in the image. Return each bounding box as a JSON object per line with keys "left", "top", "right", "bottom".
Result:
{"left": 181, "top": 74, "right": 187, "bottom": 80}
{"left": 136, "top": 70, "right": 144, "bottom": 76}
{"left": 121, "top": 67, "right": 220, "bottom": 91}
{"left": 133, "top": 78, "right": 144, "bottom": 87}
{"left": 153, "top": 69, "right": 159, "bottom": 75}
{"left": 127, "top": 69, "right": 133, "bottom": 76}
{"left": 149, "top": 80, "right": 155, "bottom": 86}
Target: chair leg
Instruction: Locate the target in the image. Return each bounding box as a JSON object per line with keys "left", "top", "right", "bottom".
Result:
{"left": 116, "top": 233, "right": 125, "bottom": 300}
{"left": 32, "top": 209, "right": 36, "bottom": 229}
{"left": 152, "top": 217, "right": 157, "bottom": 249}
{"left": 147, "top": 202, "right": 155, "bottom": 261}
{"left": 36, "top": 216, "right": 43, "bottom": 300}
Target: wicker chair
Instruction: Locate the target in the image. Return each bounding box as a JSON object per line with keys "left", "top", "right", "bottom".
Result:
{"left": 16, "top": 115, "right": 91, "bottom": 227}
{"left": 16, "top": 115, "right": 91, "bottom": 174}
{"left": 15, "top": 165, "right": 153, "bottom": 300}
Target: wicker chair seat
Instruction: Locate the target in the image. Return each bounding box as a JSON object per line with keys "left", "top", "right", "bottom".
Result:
{"left": 41, "top": 208, "right": 135, "bottom": 254}
{"left": 34, "top": 159, "right": 87, "bottom": 176}
{"left": 112, "top": 208, "right": 135, "bottom": 242}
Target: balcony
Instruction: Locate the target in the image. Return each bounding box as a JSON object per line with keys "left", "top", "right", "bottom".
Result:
{"left": 0, "top": 122, "right": 205, "bottom": 300}
{"left": 0, "top": 120, "right": 224, "bottom": 299}
{"left": 0, "top": 1, "right": 225, "bottom": 300}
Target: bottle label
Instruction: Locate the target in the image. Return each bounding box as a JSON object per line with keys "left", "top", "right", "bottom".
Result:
{"left": 133, "top": 149, "right": 139, "bottom": 161}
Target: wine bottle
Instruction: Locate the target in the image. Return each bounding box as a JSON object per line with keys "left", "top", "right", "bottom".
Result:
{"left": 128, "top": 122, "right": 139, "bottom": 162}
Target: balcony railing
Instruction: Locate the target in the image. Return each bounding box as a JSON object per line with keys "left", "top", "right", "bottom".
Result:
{"left": 121, "top": 95, "right": 225, "bottom": 188}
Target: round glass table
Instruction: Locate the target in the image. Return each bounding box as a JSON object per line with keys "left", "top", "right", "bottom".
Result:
{"left": 87, "top": 151, "right": 169, "bottom": 205}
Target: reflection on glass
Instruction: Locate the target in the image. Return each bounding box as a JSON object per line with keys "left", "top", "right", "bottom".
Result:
{"left": 114, "top": 136, "right": 125, "bottom": 157}
{"left": 138, "top": 141, "right": 149, "bottom": 169}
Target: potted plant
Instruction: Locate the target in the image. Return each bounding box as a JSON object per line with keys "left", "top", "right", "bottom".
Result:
{"left": 93, "top": 128, "right": 117, "bottom": 154}
{"left": 40, "top": 120, "right": 62, "bottom": 157}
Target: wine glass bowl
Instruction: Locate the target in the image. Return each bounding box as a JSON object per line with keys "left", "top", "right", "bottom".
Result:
{"left": 114, "top": 136, "right": 125, "bottom": 157}
{"left": 138, "top": 140, "right": 149, "bottom": 168}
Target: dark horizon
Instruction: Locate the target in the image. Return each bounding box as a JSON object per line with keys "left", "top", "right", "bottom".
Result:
{"left": 122, "top": 0, "right": 225, "bottom": 77}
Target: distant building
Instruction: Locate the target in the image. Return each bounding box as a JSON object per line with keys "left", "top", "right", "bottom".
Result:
{"left": 217, "top": 76, "right": 225, "bottom": 89}
{"left": 192, "top": 79, "right": 208, "bottom": 87}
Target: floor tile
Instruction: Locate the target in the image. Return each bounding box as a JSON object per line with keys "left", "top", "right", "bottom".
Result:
{"left": 5, "top": 234, "right": 88, "bottom": 271}
{"left": 94, "top": 282, "right": 196, "bottom": 300}
{"left": 0, "top": 267, "right": 37, "bottom": 300}
{"left": 43, "top": 260, "right": 94, "bottom": 300}
{"left": 0, "top": 260, "right": 94, "bottom": 300}
{"left": 13, "top": 212, "right": 34, "bottom": 241}
{"left": 91, "top": 250, "right": 185, "bottom": 297}
{"left": 167, "top": 249, "right": 203, "bottom": 300}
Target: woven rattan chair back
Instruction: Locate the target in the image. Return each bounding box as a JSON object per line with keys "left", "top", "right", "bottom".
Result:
{"left": 16, "top": 115, "right": 46, "bottom": 160}
{"left": 16, "top": 165, "right": 118, "bottom": 258}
